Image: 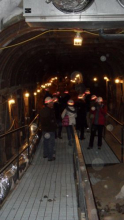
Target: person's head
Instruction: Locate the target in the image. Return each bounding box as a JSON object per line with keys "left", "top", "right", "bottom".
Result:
{"left": 67, "top": 99, "right": 74, "bottom": 106}
{"left": 85, "top": 89, "right": 90, "bottom": 95}
{"left": 96, "top": 97, "right": 103, "bottom": 105}
{"left": 44, "top": 97, "right": 54, "bottom": 108}
{"left": 45, "top": 87, "right": 49, "bottom": 92}
{"left": 53, "top": 96, "right": 58, "bottom": 103}
{"left": 64, "top": 90, "right": 69, "bottom": 94}
{"left": 56, "top": 91, "right": 60, "bottom": 96}
{"left": 91, "top": 95, "right": 97, "bottom": 101}
{"left": 78, "top": 94, "right": 85, "bottom": 100}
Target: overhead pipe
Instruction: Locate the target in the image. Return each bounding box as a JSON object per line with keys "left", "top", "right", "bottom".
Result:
{"left": 99, "top": 29, "right": 124, "bottom": 40}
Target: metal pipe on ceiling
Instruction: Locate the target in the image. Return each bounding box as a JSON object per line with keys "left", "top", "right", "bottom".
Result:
{"left": 99, "top": 29, "right": 124, "bottom": 40}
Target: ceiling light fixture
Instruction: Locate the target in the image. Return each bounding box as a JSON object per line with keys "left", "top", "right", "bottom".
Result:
{"left": 74, "top": 32, "right": 83, "bottom": 46}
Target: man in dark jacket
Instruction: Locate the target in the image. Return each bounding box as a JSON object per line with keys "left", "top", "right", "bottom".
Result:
{"left": 53, "top": 97, "right": 63, "bottom": 139}
{"left": 40, "top": 97, "right": 57, "bottom": 161}
{"left": 75, "top": 94, "right": 87, "bottom": 140}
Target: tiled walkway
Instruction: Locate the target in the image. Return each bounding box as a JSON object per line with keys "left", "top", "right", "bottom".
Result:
{"left": 0, "top": 134, "right": 78, "bottom": 220}
{"left": 0, "top": 131, "right": 120, "bottom": 220}
{"left": 80, "top": 132, "right": 120, "bottom": 165}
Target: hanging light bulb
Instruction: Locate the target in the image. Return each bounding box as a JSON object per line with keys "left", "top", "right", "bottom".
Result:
{"left": 74, "top": 32, "right": 83, "bottom": 46}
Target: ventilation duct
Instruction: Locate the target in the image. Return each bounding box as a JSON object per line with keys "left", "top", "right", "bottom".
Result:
{"left": 117, "top": 0, "right": 124, "bottom": 8}
{"left": 23, "top": 0, "right": 124, "bottom": 29}
{"left": 51, "top": 0, "right": 94, "bottom": 13}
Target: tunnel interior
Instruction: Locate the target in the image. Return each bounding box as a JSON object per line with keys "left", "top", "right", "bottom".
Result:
{"left": 0, "top": 20, "right": 124, "bottom": 135}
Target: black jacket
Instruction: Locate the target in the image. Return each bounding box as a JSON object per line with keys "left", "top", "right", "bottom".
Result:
{"left": 75, "top": 100, "right": 87, "bottom": 128}
{"left": 40, "top": 106, "right": 57, "bottom": 132}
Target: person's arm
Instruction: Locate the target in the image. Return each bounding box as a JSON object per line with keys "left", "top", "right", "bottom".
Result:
{"left": 100, "top": 104, "right": 107, "bottom": 115}
{"left": 61, "top": 109, "right": 67, "bottom": 119}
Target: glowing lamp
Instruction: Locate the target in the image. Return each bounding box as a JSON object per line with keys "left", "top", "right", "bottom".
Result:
{"left": 8, "top": 99, "right": 15, "bottom": 104}
{"left": 37, "top": 89, "right": 40, "bottom": 93}
{"left": 74, "top": 32, "right": 83, "bottom": 46}
{"left": 93, "top": 77, "right": 97, "bottom": 81}
{"left": 25, "top": 93, "right": 30, "bottom": 97}
{"left": 115, "top": 78, "right": 120, "bottom": 83}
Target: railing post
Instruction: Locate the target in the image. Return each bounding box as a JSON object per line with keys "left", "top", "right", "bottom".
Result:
{"left": 17, "top": 130, "right": 20, "bottom": 179}
{"left": 121, "top": 125, "right": 124, "bottom": 163}
{"left": 27, "top": 126, "right": 30, "bottom": 164}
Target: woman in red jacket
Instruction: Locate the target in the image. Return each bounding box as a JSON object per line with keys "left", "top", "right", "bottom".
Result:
{"left": 88, "top": 97, "right": 107, "bottom": 149}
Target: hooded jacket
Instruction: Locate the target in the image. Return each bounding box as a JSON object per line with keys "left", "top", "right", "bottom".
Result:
{"left": 61, "top": 106, "right": 77, "bottom": 125}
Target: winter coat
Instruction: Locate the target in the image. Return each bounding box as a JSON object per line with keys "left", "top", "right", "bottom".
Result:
{"left": 61, "top": 106, "right": 77, "bottom": 125}
{"left": 40, "top": 106, "right": 57, "bottom": 132}
{"left": 91, "top": 103, "right": 107, "bottom": 125}
{"left": 75, "top": 100, "right": 87, "bottom": 128}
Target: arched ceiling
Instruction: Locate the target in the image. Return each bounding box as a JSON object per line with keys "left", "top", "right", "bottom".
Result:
{"left": 0, "top": 13, "right": 124, "bottom": 92}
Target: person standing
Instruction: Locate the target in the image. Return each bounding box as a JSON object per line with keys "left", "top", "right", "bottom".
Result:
{"left": 40, "top": 97, "right": 57, "bottom": 161}
{"left": 61, "top": 99, "right": 77, "bottom": 146}
{"left": 85, "top": 89, "right": 91, "bottom": 131}
{"left": 53, "top": 96, "right": 63, "bottom": 139}
{"left": 88, "top": 97, "right": 107, "bottom": 149}
{"left": 75, "top": 94, "right": 87, "bottom": 140}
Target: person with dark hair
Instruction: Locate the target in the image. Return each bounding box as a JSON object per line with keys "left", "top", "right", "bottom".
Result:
{"left": 61, "top": 99, "right": 77, "bottom": 146}
{"left": 40, "top": 97, "right": 57, "bottom": 161}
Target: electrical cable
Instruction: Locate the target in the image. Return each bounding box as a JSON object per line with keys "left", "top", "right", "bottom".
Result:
{"left": 0, "top": 29, "right": 100, "bottom": 50}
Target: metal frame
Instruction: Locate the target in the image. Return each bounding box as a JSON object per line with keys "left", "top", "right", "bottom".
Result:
{"left": 105, "top": 113, "right": 124, "bottom": 163}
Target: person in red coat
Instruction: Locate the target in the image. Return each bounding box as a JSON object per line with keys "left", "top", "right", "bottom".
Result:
{"left": 88, "top": 97, "right": 107, "bottom": 149}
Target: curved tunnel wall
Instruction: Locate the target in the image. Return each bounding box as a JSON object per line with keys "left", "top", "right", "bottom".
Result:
{"left": 0, "top": 21, "right": 124, "bottom": 122}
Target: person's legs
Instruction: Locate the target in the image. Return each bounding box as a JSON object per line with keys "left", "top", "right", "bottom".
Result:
{"left": 58, "top": 122, "right": 62, "bottom": 138}
{"left": 88, "top": 124, "right": 97, "bottom": 148}
{"left": 55, "top": 130, "right": 57, "bottom": 139}
{"left": 66, "top": 126, "right": 71, "bottom": 140}
{"left": 70, "top": 125, "right": 74, "bottom": 139}
{"left": 80, "top": 124, "right": 85, "bottom": 139}
{"left": 43, "top": 132, "right": 49, "bottom": 158}
{"left": 66, "top": 126, "right": 72, "bottom": 145}
{"left": 97, "top": 125, "right": 104, "bottom": 148}
{"left": 48, "top": 132, "right": 55, "bottom": 160}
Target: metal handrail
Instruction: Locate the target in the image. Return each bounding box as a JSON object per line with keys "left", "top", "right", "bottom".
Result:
{"left": 0, "top": 125, "right": 27, "bottom": 138}
{"left": 0, "top": 114, "right": 39, "bottom": 174}
{"left": 107, "top": 113, "right": 123, "bottom": 126}
{"left": 106, "top": 113, "right": 124, "bottom": 162}
{"left": 28, "top": 114, "right": 39, "bottom": 127}
{"left": 73, "top": 127, "right": 99, "bottom": 220}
